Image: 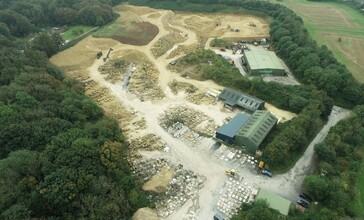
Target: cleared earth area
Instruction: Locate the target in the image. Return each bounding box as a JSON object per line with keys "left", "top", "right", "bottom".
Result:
{"left": 51, "top": 4, "right": 350, "bottom": 220}
{"left": 282, "top": 0, "right": 364, "bottom": 82}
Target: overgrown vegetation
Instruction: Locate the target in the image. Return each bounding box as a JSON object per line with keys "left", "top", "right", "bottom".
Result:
{"left": 0, "top": 0, "right": 152, "bottom": 218}
{"left": 210, "top": 37, "right": 231, "bottom": 48}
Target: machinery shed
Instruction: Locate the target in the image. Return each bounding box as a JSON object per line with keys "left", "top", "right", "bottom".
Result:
{"left": 235, "top": 110, "right": 277, "bottom": 152}
{"left": 243, "top": 50, "right": 285, "bottom": 76}
{"left": 218, "top": 88, "right": 264, "bottom": 113}
{"left": 216, "top": 113, "right": 250, "bottom": 144}
{"left": 255, "top": 188, "right": 292, "bottom": 216}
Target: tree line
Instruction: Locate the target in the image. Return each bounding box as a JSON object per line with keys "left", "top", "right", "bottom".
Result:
{"left": 0, "top": 26, "right": 150, "bottom": 220}
{"left": 0, "top": 0, "right": 125, "bottom": 38}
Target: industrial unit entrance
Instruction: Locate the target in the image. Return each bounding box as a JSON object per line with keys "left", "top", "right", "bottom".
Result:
{"left": 243, "top": 49, "right": 286, "bottom": 76}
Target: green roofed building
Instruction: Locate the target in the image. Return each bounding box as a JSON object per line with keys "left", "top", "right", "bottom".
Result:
{"left": 216, "top": 113, "right": 250, "bottom": 144}
{"left": 256, "top": 188, "right": 292, "bottom": 216}
{"left": 218, "top": 88, "right": 265, "bottom": 113}
{"left": 243, "top": 50, "right": 285, "bottom": 76}
{"left": 235, "top": 110, "right": 277, "bottom": 152}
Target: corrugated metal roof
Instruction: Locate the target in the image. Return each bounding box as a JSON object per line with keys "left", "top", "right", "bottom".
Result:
{"left": 219, "top": 88, "right": 264, "bottom": 112}
{"left": 236, "top": 110, "right": 277, "bottom": 147}
{"left": 256, "top": 188, "right": 291, "bottom": 216}
{"left": 216, "top": 113, "right": 250, "bottom": 138}
{"left": 244, "top": 50, "right": 285, "bottom": 70}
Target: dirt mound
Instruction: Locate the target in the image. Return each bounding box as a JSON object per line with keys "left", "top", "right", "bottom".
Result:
{"left": 151, "top": 32, "right": 185, "bottom": 58}
{"left": 129, "top": 134, "right": 166, "bottom": 157}
{"left": 143, "top": 168, "right": 174, "bottom": 193}
{"left": 128, "top": 57, "right": 165, "bottom": 101}
{"left": 111, "top": 22, "right": 159, "bottom": 45}
{"left": 132, "top": 208, "right": 160, "bottom": 220}
{"left": 169, "top": 80, "right": 197, "bottom": 95}
{"left": 98, "top": 59, "right": 128, "bottom": 83}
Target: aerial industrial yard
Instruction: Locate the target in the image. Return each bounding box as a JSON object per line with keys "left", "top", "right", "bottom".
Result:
{"left": 51, "top": 4, "right": 350, "bottom": 220}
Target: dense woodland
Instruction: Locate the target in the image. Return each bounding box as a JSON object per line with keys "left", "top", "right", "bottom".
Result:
{"left": 0, "top": 0, "right": 150, "bottom": 219}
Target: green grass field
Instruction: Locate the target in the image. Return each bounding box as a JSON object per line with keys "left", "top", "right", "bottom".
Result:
{"left": 353, "top": 164, "right": 364, "bottom": 218}
{"left": 62, "top": 25, "right": 95, "bottom": 41}
{"left": 281, "top": 0, "right": 364, "bottom": 82}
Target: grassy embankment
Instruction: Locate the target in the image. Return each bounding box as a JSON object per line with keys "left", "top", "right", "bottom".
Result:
{"left": 281, "top": 0, "right": 364, "bottom": 82}
{"left": 62, "top": 25, "right": 95, "bottom": 40}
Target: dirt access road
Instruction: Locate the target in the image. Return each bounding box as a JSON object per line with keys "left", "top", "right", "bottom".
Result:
{"left": 51, "top": 5, "right": 351, "bottom": 220}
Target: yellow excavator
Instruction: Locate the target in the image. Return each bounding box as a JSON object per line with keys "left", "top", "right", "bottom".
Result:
{"left": 225, "top": 169, "right": 240, "bottom": 179}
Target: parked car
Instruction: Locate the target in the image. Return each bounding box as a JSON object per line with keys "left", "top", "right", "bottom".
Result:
{"left": 299, "top": 192, "right": 312, "bottom": 202}
{"left": 261, "top": 169, "right": 272, "bottom": 177}
{"left": 296, "top": 198, "right": 309, "bottom": 208}
{"left": 213, "top": 212, "right": 225, "bottom": 220}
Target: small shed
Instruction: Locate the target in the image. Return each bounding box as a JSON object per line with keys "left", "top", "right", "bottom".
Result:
{"left": 255, "top": 188, "right": 292, "bottom": 216}
{"left": 216, "top": 113, "right": 250, "bottom": 144}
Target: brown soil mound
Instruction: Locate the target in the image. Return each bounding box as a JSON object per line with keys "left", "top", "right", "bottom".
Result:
{"left": 111, "top": 22, "right": 158, "bottom": 46}
{"left": 132, "top": 208, "right": 160, "bottom": 220}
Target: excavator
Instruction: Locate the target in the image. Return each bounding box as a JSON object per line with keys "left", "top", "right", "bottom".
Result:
{"left": 103, "top": 48, "right": 113, "bottom": 62}
{"left": 225, "top": 169, "right": 240, "bottom": 180}
{"left": 249, "top": 22, "right": 256, "bottom": 27}
{"left": 96, "top": 51, "right": 103, "bottom": 59}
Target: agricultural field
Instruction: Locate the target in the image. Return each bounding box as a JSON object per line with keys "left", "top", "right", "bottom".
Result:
{"left": 281, "top": 0, "right": 364, "bottom": 82}
{"left": 62, "top": 25, "right": 95, "bottom": 40}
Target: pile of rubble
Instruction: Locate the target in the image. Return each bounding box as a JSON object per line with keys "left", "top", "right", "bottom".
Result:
{"left": 131, "top": 158, "right": 205, "bottom": 218}
{"left": 98, "top": 59, "right": 128, "bottom": 83}
{"left": 169, "top": 80, "right": 197, "bottom": 95}
{"left": 213, "top": 145, "right": 258, "bottom": 170}
{"left": 159, "top": 106, "right": 210, "bottom": 129}
{"left": 186, "top": 92, "right": 217, "bottom": 105}
{"left": 166, "top": 122, "right": 202, "bottom": 144}
{"left": 151, "top": 32, "right": 185, "bottom": 58}
{"left": 128, "top": 134, "right": 166, "bottom": 153}
{"left": 132, "top": 158, "right": 170, "bottom": 183}
{"left": 155, "top": 167, "right": 205, "bottom": 218}
{"left": 194, "top": 119, "right": 217, "bottom": 137}
{"left": 167, "top": 43, "right": 197, "bottom": 60}
{"left": 128, "top": 58, "right": 165, "bottom": 101}
{"left": 216, "top": 178, "right": 256, "bottom": 219}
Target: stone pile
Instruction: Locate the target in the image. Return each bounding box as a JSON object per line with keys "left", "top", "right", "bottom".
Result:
{"left": 169, "top": 80, "right": 197, "bottom": 95}
{"left": 214, "top": 145, "right": 258, "bottom": 170}
{"left": 129, "top": 134, "right": 166, "bottom": 152}
{"left": 159, "top": 106, "right": 210, "bottom": 129}
{"left": 155, "top": 168, "right": 205, "bottom": 218}
{"left": 186, "top": 92, "right": 216, "bottom": 105}
{"left": 217, "top": 178, "right": 255, "bottom": 219}
{"left": 98, "top": 59, "right": 128, "bottom": 83}
{"left": 151, "top": 32, "right": 184, "bottom": 58}
{"left": 166, "top": 122, "right": 202, "bottom": 144}
{"left": 131, "top": 158, "right": 206, "bottom": 218}
{"left": 132, "top": 158, "right": 170, "bottom": 183}
{"left": 128, "top": 59, "right": 165, "bottom": 101}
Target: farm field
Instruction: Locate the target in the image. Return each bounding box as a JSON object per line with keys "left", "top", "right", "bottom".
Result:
{"left": 282, "top": 0, "right": 364, "bottom": 82}
{"left": 62, "top": 25, "right": 94, "bottom": 40}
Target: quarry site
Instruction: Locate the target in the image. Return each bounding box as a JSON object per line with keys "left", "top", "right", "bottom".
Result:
{"left": 51, "top": 5, "right": 350, "bottom": 220}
